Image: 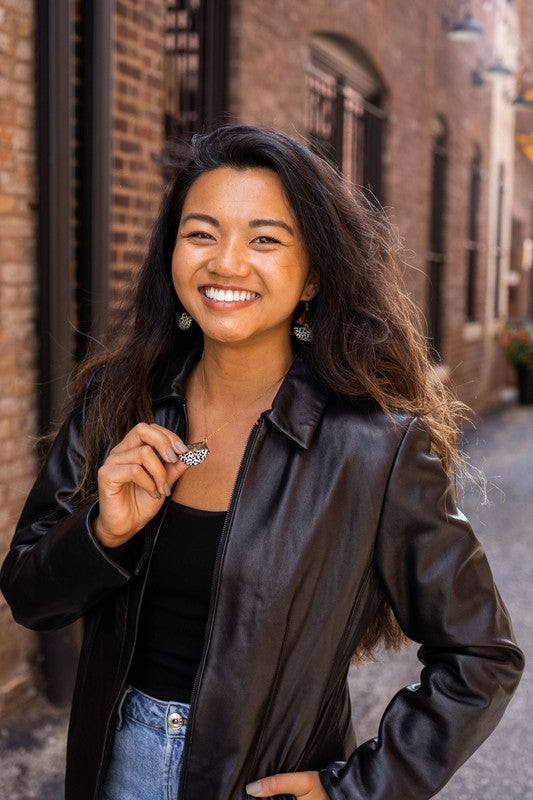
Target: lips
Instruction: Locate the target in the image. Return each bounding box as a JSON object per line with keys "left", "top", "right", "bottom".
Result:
{"left": 201, "top": 287, "right": 259, "bottom": 302}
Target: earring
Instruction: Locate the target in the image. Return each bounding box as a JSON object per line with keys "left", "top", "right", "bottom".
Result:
{"left": 177, "top": 311, "right": 193, "bottom": 331}
{"left": 293, "top": 302, "right": 313, "bottom": 342}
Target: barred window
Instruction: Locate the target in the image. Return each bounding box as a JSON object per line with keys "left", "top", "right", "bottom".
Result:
{"left": 427, "top": 117, "right": 448, "bottom": 360}
{"left": 494, "top": 164, "right": 505, "bottom": 317}
{"left": 164, "top": 0, "right": 229, "bottom": 162}
{"left": 305, "top": 34, "right": 386, "bottom": 204}
{"left": 465, "top": 146, "right": 482, "bottom": 322}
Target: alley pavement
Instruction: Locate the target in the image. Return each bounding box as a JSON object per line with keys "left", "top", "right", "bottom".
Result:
{"left": 0, "top": 403, "right": 531, "bottom": 799}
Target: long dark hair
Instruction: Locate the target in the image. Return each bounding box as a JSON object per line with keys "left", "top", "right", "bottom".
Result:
{"left": 70, "top": 124, "right": 467, "bottom": 655}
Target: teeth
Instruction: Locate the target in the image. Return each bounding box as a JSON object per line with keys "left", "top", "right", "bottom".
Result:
{"left": 204, "top": 287, "right": 256, "bottom": 302}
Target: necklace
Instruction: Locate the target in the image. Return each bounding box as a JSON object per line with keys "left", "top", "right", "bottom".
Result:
{"left": 178, "top": 357, "right": 288, "bottom": 466}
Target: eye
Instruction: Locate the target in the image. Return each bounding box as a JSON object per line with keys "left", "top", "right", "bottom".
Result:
{"left": 253, "top": 235, "right": 281, "bottom": 245}
{"left": 183, "top": 231, "right": 215, "bottom": 240}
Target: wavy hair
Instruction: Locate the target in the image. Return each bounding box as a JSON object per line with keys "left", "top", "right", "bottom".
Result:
{"left": 69, "top": 124, "right": 468, "bottom": 656}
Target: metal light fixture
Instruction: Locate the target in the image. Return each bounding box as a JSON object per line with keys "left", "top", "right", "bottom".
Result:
{"left": 512, "top": 93, "right": 533, "bottom": 110}
{"left": 447, "top": 10, "right": 484, "bottom": 42}
{"left": 483, "top": 58, "right": 514, "bottom": 80}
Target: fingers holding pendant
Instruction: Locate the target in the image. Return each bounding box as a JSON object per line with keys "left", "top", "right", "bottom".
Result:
{"left": 178, "top": 441, "right": 209, "bottom": 466}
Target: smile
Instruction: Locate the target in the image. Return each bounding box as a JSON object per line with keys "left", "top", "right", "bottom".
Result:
{"left": 201, "top": 287, "right": 259, "bottom": 302}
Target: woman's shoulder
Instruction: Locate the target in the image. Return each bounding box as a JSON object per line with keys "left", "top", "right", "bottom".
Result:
{"left": 321, "top": 392, "right": 421, "bottom": 460}
{"left": 326, "top": 391, "right": 415, "bottom": 431}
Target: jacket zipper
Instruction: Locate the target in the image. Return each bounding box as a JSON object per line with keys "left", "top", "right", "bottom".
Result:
{"left": 93, "top": 398, "right": 188, "bottom": 800}
{"left": 177, "top": 416, "right": 264, "bottom": 800}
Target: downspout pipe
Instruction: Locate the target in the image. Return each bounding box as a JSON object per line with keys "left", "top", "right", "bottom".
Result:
{"left": 78, "top": 0, "right": 112, "bottom": 358}
{"left": 36, "top": 0, "right": 78, "bottom": 707}
{"left": 35, "top": 0, "right": 113, "bottom": 707}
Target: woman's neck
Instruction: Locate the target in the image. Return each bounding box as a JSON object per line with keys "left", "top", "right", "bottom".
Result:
{"left": 198, "top": 337, "right": 295, "bottom": 406}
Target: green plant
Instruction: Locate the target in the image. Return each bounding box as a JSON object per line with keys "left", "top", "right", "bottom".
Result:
{"left": 500, "top": 323, "right": 533, "bottom": 366}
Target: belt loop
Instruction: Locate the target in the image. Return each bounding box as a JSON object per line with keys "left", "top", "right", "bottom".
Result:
{"left": 115, "top": 685, "right": 132, "bottom": 731}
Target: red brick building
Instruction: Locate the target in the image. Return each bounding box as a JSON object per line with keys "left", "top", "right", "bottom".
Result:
{"left": 1, "top": 0, "right": 532, "bottom": 712}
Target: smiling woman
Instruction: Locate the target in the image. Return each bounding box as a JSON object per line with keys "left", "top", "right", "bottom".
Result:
{"left": 0, "top": 125, "right": 524, "bottom": 800}
{"left": 171, "top": 166, "right": 317, "bottom": 354}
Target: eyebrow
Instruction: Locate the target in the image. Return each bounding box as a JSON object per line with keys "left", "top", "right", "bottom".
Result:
{"left": 180, "top": 213, "right": 294, "bottom": 236}
{"left": 181, "top": 213, "right": 219, "bottom": 227}
{"left": 249, "top": 218, "right": 295, "bottom": 236}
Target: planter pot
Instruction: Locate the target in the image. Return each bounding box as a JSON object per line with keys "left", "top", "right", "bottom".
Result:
{"left": 516, "top": 364, "right": 533, "bottom": 405}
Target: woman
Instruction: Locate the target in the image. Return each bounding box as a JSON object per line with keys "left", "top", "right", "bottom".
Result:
{"left": 0, "top": 125, "right": 523, "bottom": 800}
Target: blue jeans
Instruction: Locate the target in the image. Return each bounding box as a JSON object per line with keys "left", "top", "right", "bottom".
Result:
{"left": 101, "top": 686, "right": 190, "bottom": 800}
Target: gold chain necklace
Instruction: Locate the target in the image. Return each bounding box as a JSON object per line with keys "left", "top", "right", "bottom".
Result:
{"left": 178, "top": 358, "right": 287, "bottom": 466}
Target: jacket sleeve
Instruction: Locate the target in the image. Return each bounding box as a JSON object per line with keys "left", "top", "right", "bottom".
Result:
{"left": 0, "top": 392, "right": 151, "bottom": 632}
{"left": 319, "top": 417, "right": 524, "bottom": 800}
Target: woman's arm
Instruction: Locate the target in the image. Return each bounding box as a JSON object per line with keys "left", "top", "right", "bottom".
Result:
{"left": 318, "top": 417, "right": 524, "bottom": 799}
{"left": 0, "top": 386, "right": 188, "bottom": 631}
{"left": 0, "top": 397, "right": 143, "bottom": 630}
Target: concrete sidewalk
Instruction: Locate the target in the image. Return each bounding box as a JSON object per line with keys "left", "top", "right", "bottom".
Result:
{"left": 1, "top": 404, "right": 531, "bottom": 799}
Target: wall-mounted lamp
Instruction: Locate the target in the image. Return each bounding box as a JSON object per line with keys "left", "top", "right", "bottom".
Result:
{"left": 483, "top": 58, "right": 514, "bottom": 80}
{"left": 512, "top": 93, "right": 533, "bottom": 110}
{"left": 447, "top": 10, "right": 484, "bottom": 41}
{"left": 471, "top": 57, "right": 515, "bottom": 87}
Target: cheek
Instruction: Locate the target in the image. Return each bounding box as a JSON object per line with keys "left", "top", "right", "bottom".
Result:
{"left": 172, "top": 242, "right": 202, "bottom": 278}
{"left": 170, "top": 259, "right": 180, "bottom": 291}
{"left": 171, "top": 247, "right": 188, "bottom": 288}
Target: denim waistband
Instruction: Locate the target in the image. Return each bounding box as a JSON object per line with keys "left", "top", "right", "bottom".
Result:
{"left": 118, "top": 685, "right": 191, "bottom": 735}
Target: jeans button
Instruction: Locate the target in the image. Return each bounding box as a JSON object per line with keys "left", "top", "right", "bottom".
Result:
{"left": 168, "top": 712, "right": 184, "bottom": 729}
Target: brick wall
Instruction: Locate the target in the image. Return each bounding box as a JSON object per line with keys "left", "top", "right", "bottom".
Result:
{"left": 0, "top": 0, "right": 169, "bottom": 715}
{"left": 110, "top": 0, "right": 166, "bottom": 315}
{"left": 234, "top": 0, "right": 436, "bottom": 301}
{"left": 510, "top": 0, "right": 533, "bottom": 321}
{"left": 511, "top": 144, "right": 533, "bottom": 320}
{"left": 232, "top": 0, "right": 520, "bottom": 412}
{"left": 0, "top": 0, "right": 39, "bottom": 716}
{"left": 432, "top": 1, "right": 497, "bottom": 408}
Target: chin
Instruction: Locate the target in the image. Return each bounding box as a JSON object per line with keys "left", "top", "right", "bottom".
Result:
{"left": 201, "top": 324, "right": 253, "bottom": 344}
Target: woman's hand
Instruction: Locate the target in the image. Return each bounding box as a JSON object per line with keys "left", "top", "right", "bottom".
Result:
{"left": 93, "top": 423, "right": 189, "bottom": 547}
{"left": 246, "top": 771, "right": 329, "bottom": 799}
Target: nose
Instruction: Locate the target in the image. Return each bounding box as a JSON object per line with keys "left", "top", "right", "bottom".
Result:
{"left": 207, "top": 236, "right": 249, "bottom": 277}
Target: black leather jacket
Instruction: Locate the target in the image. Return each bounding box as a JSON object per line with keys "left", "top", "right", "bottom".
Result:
{"left": 0, "top": 351, "right": 524, "bottom": 800}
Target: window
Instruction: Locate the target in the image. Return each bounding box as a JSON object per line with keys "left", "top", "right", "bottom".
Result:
{"left": 494, "top": 164, "right": 505, "bottom": 317}
{"left": 305, "top": 34, "right": 386, "bottom": 204}
{"left": 465, "top": 146, "right": 482, "bottom": 321}
{"left": 164, "top": 0, "right": 229, "bottom": 161}
{"left": 427, "top": 117, "right": 448, "bottom": 360}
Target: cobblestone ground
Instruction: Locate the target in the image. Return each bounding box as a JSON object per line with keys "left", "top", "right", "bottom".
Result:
{"left": 0, "top": 404, "right": 531, "bottom": 799}
{"left": 0, "top": 697, "right": 67, "bottom": 799}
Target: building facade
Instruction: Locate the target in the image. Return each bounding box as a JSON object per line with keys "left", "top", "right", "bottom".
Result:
{"left": 0, "top": 0, "right": 532, "bottom": 713}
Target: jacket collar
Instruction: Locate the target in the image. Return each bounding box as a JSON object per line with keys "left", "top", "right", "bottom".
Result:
{"left": 151, "top": 344, "right": 330, "bottom": 450}
{"left": 263, "top": 354, "right": 330, "bottom": 449}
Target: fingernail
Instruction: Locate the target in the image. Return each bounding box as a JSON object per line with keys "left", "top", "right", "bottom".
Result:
{"left": 245, "top": 781, "right": 262, "bottom": 795}
{"left": 166, "top": 447, "right": 178, "bottom": 463}
{"left": 174, "top": 439, "right": 188, "bottom": 454}
{"left": 154, "top": 490, "right": 161, "bottom": 500}
{"left": 163, "top": 482, "right": 171, "bottom": 497}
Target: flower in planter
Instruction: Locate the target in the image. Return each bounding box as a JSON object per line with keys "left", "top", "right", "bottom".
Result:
{"left": 500, "top": 323, "right": 533, "bottom": 367}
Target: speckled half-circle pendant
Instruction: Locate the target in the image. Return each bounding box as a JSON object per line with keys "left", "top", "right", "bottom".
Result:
{"left": 179, "top": 441, "right": 209, "bottom": 466}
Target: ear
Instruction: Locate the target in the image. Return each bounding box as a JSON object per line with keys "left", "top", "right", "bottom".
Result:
{"left": 300, "top": 271, "right": 320, "bottom": 302}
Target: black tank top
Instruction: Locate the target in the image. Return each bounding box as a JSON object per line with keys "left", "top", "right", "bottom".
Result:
{"left": 128, "top": 500, "right": 226, "bottom": 702}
